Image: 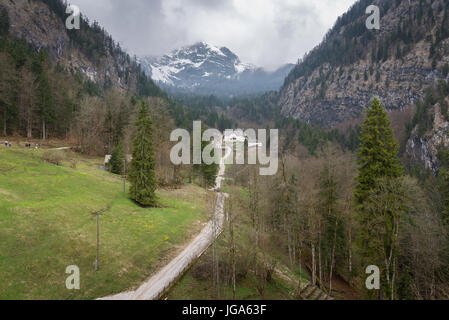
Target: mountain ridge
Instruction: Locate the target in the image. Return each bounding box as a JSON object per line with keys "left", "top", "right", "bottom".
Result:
{"left": 140, "top": 42, "right": 294, "bottom": 96}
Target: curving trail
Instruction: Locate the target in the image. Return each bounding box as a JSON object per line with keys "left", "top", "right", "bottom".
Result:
{"left": 99, "top": 145, "right": 232, "bottom": 300}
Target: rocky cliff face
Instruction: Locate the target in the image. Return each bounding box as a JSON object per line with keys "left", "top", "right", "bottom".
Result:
{"left": 278, "top": 0, "right": 449, "bottom": 127}
{"left": 4, "top": 0, "right": 69, "bottom": 56}
{"left": 407, "top": 101, "right": 449, "bottom": 174}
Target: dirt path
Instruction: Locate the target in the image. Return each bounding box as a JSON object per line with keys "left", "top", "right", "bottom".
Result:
{"left": 99, "top": 145, "right": 232, "bottom": 300}
{"left": 51, "top": 147, "right": 71, "bottom": 150}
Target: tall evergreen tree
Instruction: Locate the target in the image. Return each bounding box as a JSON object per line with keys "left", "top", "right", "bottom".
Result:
{"left": 355, "top": 98, "right": 404, "bottom": 299}
{"left": 200, "top": 138, "right": 219, "bottom": 188}
{"left": 355, "top": 98, "right": 403, "bottom": 205}
{"left": 128, "top": 100, "right": 157, "bottom": 207}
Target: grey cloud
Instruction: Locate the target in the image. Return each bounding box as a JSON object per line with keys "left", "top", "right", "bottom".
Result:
{"left": 73, "top": 0, "right": 357, "bottom": 69}
{"left": 183, "top": 0, "right": 234, "bottom": 10}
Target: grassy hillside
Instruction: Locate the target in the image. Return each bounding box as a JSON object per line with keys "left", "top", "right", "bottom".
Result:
{"left": 0, "top": 147, "right": 213, "bottom": 299}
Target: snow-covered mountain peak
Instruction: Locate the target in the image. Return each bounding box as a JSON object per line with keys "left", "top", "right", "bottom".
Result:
{"left": 140, "top": 42, "right": 293, "bottom": 96}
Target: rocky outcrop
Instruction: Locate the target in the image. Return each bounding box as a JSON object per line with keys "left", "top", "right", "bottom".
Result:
{"left": 5, "top": 0, "right": 70, "bottom": 56}
{"left": 406, "top": 102, "right": 449, "bottom": 174}
{"left": 279, "top": 52, "right": 447, "bottom": 127}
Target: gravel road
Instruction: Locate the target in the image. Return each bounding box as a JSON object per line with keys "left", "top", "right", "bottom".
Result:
{"left": 99, "top": 146, "right": 232, "bottom": 300}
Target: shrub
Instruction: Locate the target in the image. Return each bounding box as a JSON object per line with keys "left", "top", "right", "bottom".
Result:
{"left": 42, "top": 150, "right": 65, "bottom": 166}
{"left": 109, "top": 143, "right": 124, "bottom": 175}
{"left": 70, "top": 159, "right": 77, "bottom": 169}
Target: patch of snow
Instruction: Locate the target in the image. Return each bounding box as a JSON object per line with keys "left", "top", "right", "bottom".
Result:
{"left": 150, "top": 64, "right": 182, "bottom": 85}
{"left": 235, "top": 61, "right": 254, "bottom": 74}
{"left": 191, "top": 60, "right": 205, "bottom": 68}
{"left": 82, "top": 68, "right": 97, "bottom": 82}
{"left": 205, "top": 43, "right": 226, "bottom": 57}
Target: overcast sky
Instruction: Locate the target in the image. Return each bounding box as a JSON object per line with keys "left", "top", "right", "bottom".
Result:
{"left": 72, "top": 0, "right": 358, "bottom": 70}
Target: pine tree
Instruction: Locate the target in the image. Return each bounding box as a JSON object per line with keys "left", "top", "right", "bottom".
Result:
{"left": 200, "top": 138, "right": 219, "bottom": 188}
{"left": 355, "top": 98, "right": 403, "bottom": 205}
{"left": 355, "top": 98, "right": 404, "bottom": 299}
{"left": 128, "top": 100, "right": 157, "bottom": 207}
{"left": 109, "top": 142, "right": 124, "bottom": 175}
{"left": 361, "top": 177, "right": 407, "bottom": 300}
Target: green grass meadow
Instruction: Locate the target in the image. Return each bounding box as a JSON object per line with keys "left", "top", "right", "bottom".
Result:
{"left": 0, "top": 147, "right": 212, "bottom": 299}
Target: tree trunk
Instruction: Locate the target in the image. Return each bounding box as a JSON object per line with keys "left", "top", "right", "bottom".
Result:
{"left": 229, "top": 206, "right": 236, "bottom": 300}
{"left": 329, "top": 218, "right": 338, "bottom": 295}
{"left": 288, "top": 229, "right": 293, "bottom": 268}
{"left": 27, "top": 113, "right": 32, "bottom": 138}
{"left": 3, "top": 108, "right": 6, "bottom": 137}
{"left": 292, "top": 239, "right": 296, "bottom": 266}
{"left": 348, "top": 226, "right": 353, "bottom": 286}
{"left": 42, "top": 119, "right": 46, "bottom": 140}
{"left": 391, "top": 258, "right": 396, "bottom": 301}
{"left": 298, "top": 246, "right": 302, "bottom": 290}
{"left": 318, "top": 219, "right": 322, "bottom": 287}
{"left": 311, "top": 243, "right": 316, "bottom": 285}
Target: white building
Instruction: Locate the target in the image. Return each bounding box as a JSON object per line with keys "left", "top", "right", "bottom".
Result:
{"left": 104, "top": 154, "right": 132, "bottom": 167}
{"left": 223, "top": 131, "right": 245, "bottom": 143}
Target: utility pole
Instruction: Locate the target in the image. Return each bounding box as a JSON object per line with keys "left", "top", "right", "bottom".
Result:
{"left": 123, "top": 159, "right": 127, "bottom": 193}
{"left": 95, "top": 211, "right": 99, "bottom": 271}
{"left": 92, "top": 204, "right": 111, "bottom": 271}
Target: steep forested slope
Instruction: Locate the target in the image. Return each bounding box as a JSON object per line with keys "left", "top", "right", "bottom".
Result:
{"left": 2, "top": 0, "right": 162, "bottom": 96}
{"left": 0, "top": 0, "right": 180, "bottom": 153}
